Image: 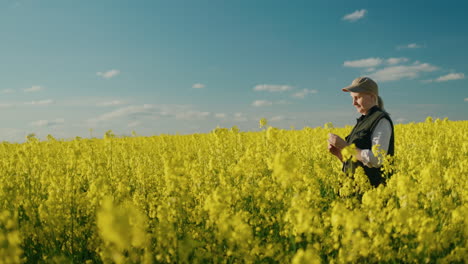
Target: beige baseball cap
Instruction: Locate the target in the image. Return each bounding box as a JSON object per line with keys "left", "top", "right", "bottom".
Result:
{"left": 342, "top": 77, "right": 378, "bottom": 95}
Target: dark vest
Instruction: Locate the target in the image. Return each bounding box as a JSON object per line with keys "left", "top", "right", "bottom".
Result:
{"left": 343, "top": 106, "right": 394, "bottom": 187}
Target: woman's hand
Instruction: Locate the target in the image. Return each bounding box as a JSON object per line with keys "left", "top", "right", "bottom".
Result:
{"left": 328, "top": 143, "right": 343, "bottom": 161}
{"left": 327, "top": 133, "right": 348, "bottom": 149}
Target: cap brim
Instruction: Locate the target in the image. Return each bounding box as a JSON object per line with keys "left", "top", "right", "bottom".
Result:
{"left": 341, "top": 85, "right": 368, "bottom": 93}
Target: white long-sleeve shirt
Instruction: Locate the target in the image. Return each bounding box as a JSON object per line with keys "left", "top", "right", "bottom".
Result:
{"left": 359, "top": 118, "right": 392, "bottom": 168}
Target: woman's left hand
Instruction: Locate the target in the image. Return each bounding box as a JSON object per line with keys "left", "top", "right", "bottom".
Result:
{"left": 328, "top": 133, "right": 348, "bottom": 149}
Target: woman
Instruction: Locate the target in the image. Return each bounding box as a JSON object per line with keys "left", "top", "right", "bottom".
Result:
{"left": 327, "top": 77, "right": 394, "bottom": 187}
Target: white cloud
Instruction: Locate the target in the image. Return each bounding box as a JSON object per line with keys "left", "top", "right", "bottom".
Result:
{"left": 270, "top": 116, "right": 285, "bottom": 122}
{"left": 215, "top": 113, "right": 226, "bottom": 118}
{"left": 343, "top": 58, "right": 383, "bottom": 68}
{"left": 128, "top": 121, "right": 141, "bottom": 128}
{"left": 292, "top": 89, "right": 318, "bottom": 99}
{"left": 252, "top": 100, "right": 273, "bottom": 107}
{"left": 395, "top": 118, "right": 407, "bottom": 123}
{"left": 234, "top": 112, "right": 247, "bottom": 122}
{"left": 0, "top": 128, "right": 25, "bottom": 143}
{"left": 89, "top": 105, "right": 155, "bottom": 123}
{"left": 25, "top": 99, "right": 54, "bottom": 106}
{"left": 192, "top": 83, "right": 205, "bottom": 89}
{"left": 31, "top": 118, "right": 65, "bottom": 127}
{"left": 345, "top": 57, "right": 409, "bottom": 69}
{"left": 369, "top": 62, "right": 438, "bottom": 82}
{"left": 97, "top": 69, "right": 120, "bottom": 79}
{"left": 464, "top": 98, "right": 468, "bottom": 102}
{"left": 23, "top": 85, "right": 44, "bottom": 93}
{"left": 435, "top": 73, "right": 465, "bottom": 82}
{"left": 398, "top": 43, "right": 422, "bottom": 50}
{"left": 88, "top": 104, "right": 212, "bottom": 125}
{"left": 1, "top": 89, "right": 15, "bottom": 94}
{"left": 386, "top": 57, "right": 409, "bottom": 65}
{"left": 158, "top": 104, "right": 205, "bottom": 119}
{"left": 277, "top": 100, "right": 292, "bottom": 105}
{"left": 342, "top": 9, "right": 367, "bottom": 22}
{"left": 0, "top": 103, "right": 13, "bottom": 108}
{"left": 97, "top": 100, "right": 126, "bottom": 107}
{"left": 58, "top": 97, "right": 132, "bottom": 107}
{"left": 253, "top": 84, "right": 293, "bottom": 92}
{"left": 175, "top": 111, "right": 210, "bottom": 120}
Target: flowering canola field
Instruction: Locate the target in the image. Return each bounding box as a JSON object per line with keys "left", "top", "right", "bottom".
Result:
{"left": 0, "top": 118, "right": 467, "bottom": 263}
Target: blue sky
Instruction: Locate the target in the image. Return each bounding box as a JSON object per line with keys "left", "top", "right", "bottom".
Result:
{"left": 1, "top": 0, "right": 467, "bottom": 142}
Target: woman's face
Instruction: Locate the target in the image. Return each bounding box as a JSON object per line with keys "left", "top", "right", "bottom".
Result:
{"left": 350, "top": 92, "right": 376, "bottom": 115}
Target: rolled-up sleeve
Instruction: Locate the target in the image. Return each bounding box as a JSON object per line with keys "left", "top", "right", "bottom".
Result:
{"left": 360, "top": 118, "right": 392, "bottom": 168}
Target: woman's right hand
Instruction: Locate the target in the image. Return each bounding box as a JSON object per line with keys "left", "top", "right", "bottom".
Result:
{"left": 328, "top": 143, "right": 343, "bottom": 161}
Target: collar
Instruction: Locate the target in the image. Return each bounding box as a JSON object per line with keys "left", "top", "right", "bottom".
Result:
{"left": 356, "top": 105, "right": 380, "bottom": 123}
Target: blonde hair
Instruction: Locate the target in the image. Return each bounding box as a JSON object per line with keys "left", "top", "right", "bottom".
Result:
{"left": 377, "top": 96, "right": 384, "bottom": 110}
{"left": 368, "top": 93, "right": 384, "bottom": 110}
